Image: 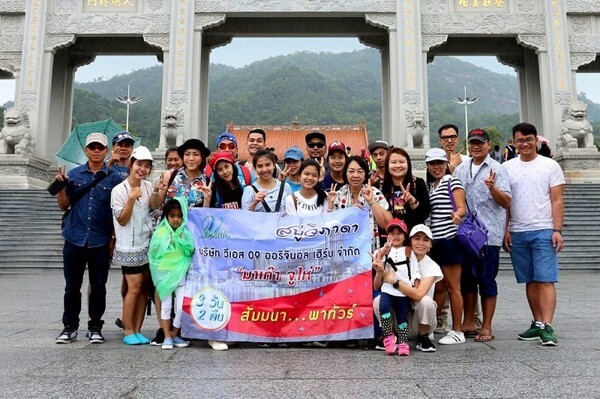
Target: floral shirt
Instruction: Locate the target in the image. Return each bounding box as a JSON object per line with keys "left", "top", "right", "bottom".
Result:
{"left": 333, "top": 184, "right": 389, "bottom": 251}
{"left": 166, "top": 168, "right": 208, "bottom": 208}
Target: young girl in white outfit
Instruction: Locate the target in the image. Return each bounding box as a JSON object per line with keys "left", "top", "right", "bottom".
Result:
{"left": 111, "top": 146, "right": 156, "bottom": 346}
{"left": 376, "top": 219, "right": 421, "bottom": 356}
{"left": 285, "top": 159, "right": 328, "bottom": 216}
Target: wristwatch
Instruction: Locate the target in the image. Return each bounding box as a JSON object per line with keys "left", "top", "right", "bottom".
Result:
{"left": 393, "top": 280, "right": 400, "bottom": 289}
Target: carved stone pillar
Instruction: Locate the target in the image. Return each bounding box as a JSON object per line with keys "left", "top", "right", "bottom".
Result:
{"left": 17, "top": 0, "right": 49, "bottom": 158}
{"left": 193, "top": 14, "right": 227, "bottom": 143}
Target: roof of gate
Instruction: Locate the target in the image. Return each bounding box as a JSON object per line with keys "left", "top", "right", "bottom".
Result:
{"left": 225, "top": 121, "right": 369, "bottom": 162}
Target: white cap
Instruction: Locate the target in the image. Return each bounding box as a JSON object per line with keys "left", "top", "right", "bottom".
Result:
{"left": 130, "top": 146, "right": 154, "bottom": 162}
{"left": 85, "top": 132, "right": 108, "bottom": 147}
{"left": 424, "top": 148, "right": 447, "bottom": 163}
{"left": 409, "top": 224, "right": 433, "bottom": 240}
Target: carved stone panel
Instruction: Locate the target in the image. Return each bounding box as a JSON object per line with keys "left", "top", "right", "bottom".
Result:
{"left": 46, "top": 13, "right": 170, "bottom": 34}
{"left": 0, "top": 54, "right": 21, "bottom": 73}
{"left": 53, "top": 0, "right": 77, "bottom": 13}
{"left": 45, "top": 35, "right": 76, "bottom": 52}
{"left": 0, "top": 0, "right": 27, "bottom": 13}
{"left": 565, "top": 0, "right": 600, "bottom": 13}
{"left": 422, "top": 0, "right": 448, "bottom": 14}
{"left": 570, "top": 52, "right": 597, "bottom": 71}
{"left": 422, "top": 14, "right": 545, "bottom": 35}
{"left": 569, "top": 16, "right": 591, "bottom": 35}
{"left": 0, "top": 35, "right": 23, "bottom": 52}
{"left": 1, "top": 16, "right": 24, "bottom": 34}
{"left": 195, "top": 0, "right": 395, "bottom": 13}
{"left": 569, "top": 34, "right": 600, "bottom": 53}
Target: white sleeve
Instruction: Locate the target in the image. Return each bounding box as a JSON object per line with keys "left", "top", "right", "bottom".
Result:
{"left": 285, "top": 195, "right": 297, "bottom": 216}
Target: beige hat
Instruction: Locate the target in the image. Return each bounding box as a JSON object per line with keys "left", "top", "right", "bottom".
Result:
{"left": 130, "top": 146, "right": 154, "bottom": 162}
{"left": 85, "top": 132, "right": 108, "bottom": 147}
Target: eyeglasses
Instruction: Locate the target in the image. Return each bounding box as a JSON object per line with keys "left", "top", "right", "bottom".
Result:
{"left": 218, "top": 142, "right": 236, "bottom": 150}
{"left": 307, "top": 142, "right": 326, "bottom": 149}
{"left": 440, "top": 135, "right": 458, "bottom": 142}
{"left": 515, "top": 137, "right": 536, "bottom": 145}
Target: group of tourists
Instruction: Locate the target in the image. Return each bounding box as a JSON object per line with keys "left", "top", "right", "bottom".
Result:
{"left": 52, "top": 121, "right": 565, "bottom": 356}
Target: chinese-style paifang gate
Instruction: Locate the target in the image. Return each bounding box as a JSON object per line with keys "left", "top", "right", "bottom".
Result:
{"left": 1, "top": 0, "right": 600, "bottom": 186}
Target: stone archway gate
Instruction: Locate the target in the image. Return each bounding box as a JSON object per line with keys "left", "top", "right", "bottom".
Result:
{"left": 1, "top": 0, "right": 599, "bottom": 171}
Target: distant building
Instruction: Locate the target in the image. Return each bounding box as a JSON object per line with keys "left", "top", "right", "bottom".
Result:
{"left": 226, "top": 120, "right": 369, "bottom": 162}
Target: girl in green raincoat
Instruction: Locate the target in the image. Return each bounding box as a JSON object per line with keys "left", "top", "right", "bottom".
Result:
{"left": 149, "top": 197, "right": 195, "bottom": 350}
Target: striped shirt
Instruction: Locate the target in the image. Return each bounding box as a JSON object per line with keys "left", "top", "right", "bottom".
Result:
{"left": 428, "top": 174, "right": 464, "bottom": 240}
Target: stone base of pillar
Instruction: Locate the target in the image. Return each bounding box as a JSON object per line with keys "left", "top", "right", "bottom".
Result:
{"left": 555, "top": 148, "right": 600, "bottom": 184}
{"left": 0, "top": 154, "right": 54, "bottom": 189}
{"left": 406, "top": 149, "right": 427, "bottom": 179}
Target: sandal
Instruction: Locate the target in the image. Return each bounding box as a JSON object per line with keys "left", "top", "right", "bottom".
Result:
{"left": 474, "top": 334, "right": 495, "bottom": 342}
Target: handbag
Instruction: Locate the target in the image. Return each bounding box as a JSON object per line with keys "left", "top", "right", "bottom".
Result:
{"left": 447, "top": 179, "right": 488, "bottom": 257}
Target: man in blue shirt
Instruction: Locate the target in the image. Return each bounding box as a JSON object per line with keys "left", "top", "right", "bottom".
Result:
{"left": 54, "top": 132, "right": 123, "bottom": 344}
{"left": 108, "top": 131, "right": 135, "bottom": 180}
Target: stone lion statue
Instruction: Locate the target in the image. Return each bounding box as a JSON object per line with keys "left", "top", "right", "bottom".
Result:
{"left": 405, "top": 109, "right": 430, "bottom": 149}
{"left": 0, "top": 107, "right": 36, "bottom": 154}
{"left": 558, "top": 100, "right": 595, "bottom": 149}
{"left": 157, "top": 106, "right": 184, "bottom": 150}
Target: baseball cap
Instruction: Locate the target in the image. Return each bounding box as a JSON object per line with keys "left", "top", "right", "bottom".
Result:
{"left": 424, "top": 148, "right": 448, "bottom": 163}
{"left": 283, "top": 146, "right": 304, "bottom": 161}
{"left": 409, "top": 224, "right": 433, "bottom": 240}
{"left": 386, "top": 218, "right": 408, "bottom": 234}
{"left": 216, "top": 132, "right": 237, "bottom": 147}
{"left": 467, "top": 128, "right": 490, "bottom": 142}
{"left": 85, "top": 132, "right": 108, "bottom": 147}
{"left": 368, "top": 140, "right": 389, "bottom": 153}
{"left": 112, "top": 131, "right": 135, "bottom": 145}
{"left": 305, "top": 131, "right": 326, "bottom": 144}
{"left": 208, "top": 151, "right": 236, "bottom": 170}
{"left": 130, "top": 146, "right": 154, "bottom": 162}
{"left": 327, "top": 141, "right": 346, "bottom": 155}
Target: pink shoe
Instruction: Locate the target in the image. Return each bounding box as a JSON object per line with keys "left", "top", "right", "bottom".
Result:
{"left": 397, "top": 342, "right": 410, "bottom": 356}
{"left": 383, "top": 335, "right": 396, "bottom": 355}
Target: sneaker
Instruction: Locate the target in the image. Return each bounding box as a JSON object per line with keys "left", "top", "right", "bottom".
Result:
{"left": 135, "top": 333, "right": 150, "bottom": 345}
{"left": 518, "top": 321, "right": 542, "bottom": 341}
{"left": 416, "top": 334, "right": 436, "bottom": 352}
{"left": 56, "top": 327, "right": 77, "bottom": 344}
{"left": 539, "top": 324, "right": 558, "bottom": 346}
{"left": 115, "top": 318, "right": 124, "bottom": 330}
{"left": 173, "top": 336, "right": 190, "bottom": 348}
{"left": 162, "top": 338, "right": 173, "bottom": 350}
{"left": 123, "top": 333, "right": 142, "bottom": 345}
{"left": 397, "top": 342, "right": 410, "bottom": 356}
{"left": 208, "top": 340, "right": 228, "bottom": 351}
{"left": 150, "top": 328, "right": 165, "bottom": 346}
{"left": 383, "top": 335, "right": 396, "bottom": 355}
{"left": 88, "top": 327, "right": 105, "bottom": 344}
{"left": 439, "top": 330, "right": 465, "bottom": 345}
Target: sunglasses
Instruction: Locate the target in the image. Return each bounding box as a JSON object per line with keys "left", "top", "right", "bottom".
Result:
{"left": 218, "top": 142, "right": 236, "bottom": 150}
{"left": 307, "top": 142, "right": 326, "bottom": 149}
{"left": 87, "top": 143, "right": 106, "bottom": 151}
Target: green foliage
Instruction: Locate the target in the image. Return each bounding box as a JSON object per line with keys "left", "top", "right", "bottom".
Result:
{"left": 72, "top": 50, "right": 597, "bottom": 149}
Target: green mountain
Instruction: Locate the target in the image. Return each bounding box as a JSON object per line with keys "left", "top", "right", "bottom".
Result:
{"left": 72, "top": 49, "right": 597, "bottom": 149}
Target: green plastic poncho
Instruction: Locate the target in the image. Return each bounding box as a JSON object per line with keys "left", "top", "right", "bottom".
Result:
{"left": 149, "top": 196, "right": 195, "bottom": 301}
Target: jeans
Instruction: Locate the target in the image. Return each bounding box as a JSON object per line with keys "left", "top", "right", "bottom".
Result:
{"left": 62, "top": 240, "right": 110, "bottom": 329}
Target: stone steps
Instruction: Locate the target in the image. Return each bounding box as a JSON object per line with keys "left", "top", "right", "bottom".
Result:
{"left": 0, "top": 185, "right": 599, "bottom": 269}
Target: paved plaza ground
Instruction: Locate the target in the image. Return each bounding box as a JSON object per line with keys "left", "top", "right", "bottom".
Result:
{"left": 1, "top": 268, "right": 599, "bottom": 398}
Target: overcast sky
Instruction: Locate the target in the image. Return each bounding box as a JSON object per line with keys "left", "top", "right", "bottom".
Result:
{"left": 1, "top": 37, "right": 598, "bottom": 106}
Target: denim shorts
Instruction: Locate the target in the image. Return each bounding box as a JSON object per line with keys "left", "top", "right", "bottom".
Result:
{"left": 461, "top": 246, "right": 500, "bottom": 297}
{"left": 430, "top": 236, "right": 464, "bottom": 267}
{"left": 510, "top": 229, "right": 559, "bottom": 283}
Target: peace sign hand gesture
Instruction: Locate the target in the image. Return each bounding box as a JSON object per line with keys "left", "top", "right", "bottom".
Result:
{"left": 361, "top": 185, "right": 376, "bottom": 207}
{"left": 399, "top": 182, "right": 415, "bottom": 204}
{"left": 278, "top": 165, "right": 290, "bottom": 182}
{"left": 484, "top": 169, "right": 496, "bottom": 190}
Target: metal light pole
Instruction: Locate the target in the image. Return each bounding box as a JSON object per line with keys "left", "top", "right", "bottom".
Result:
{"left": 115, "top": 85, "right": 142, "bottom": 131}
{"left": 452, "top": 86, "right": 479, "bottom": 144}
